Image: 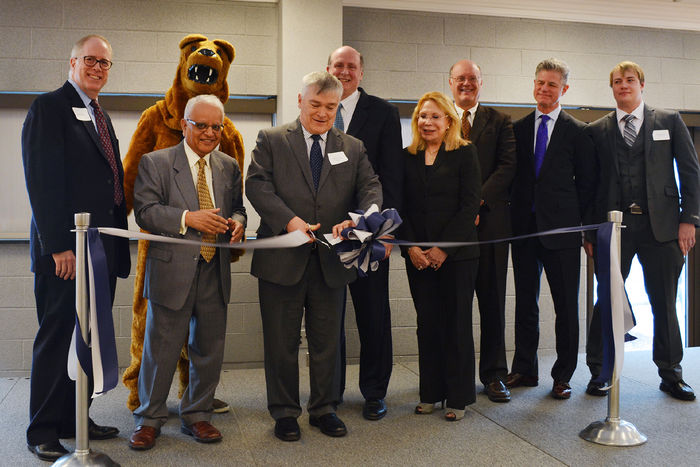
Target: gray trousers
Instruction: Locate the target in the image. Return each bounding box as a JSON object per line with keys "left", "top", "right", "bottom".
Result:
{"left": 259, "top": 253, "right": 344, "bottom": 420}
{"left": 134, "top": 258, "right": 227, "bottom": 428}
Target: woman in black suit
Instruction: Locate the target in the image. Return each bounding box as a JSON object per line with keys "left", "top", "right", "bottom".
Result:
{"left": 401, "top": 91, "right": 481, "bottom": 421}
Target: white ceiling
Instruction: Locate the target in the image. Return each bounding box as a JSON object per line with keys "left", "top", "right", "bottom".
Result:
{"left": 343, "top": 0, "right": 700, "bottom": 32}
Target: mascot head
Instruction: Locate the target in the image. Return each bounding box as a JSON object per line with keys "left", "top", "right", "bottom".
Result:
{"left": 174, "top": 34, "right": 234, "bottom": 103}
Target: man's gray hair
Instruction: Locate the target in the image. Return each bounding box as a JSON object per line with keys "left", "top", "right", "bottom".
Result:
{"left": 535, "top": 58, "right": 570, "bottom": 85}
{"left": 71, "top": 34, "right": 112, "bottom": 59}
{"left": 184, "top": 94, "right": 225, "bottom": 121}
{"left": 301, "top": 71, "right": 343, "bottom": 98}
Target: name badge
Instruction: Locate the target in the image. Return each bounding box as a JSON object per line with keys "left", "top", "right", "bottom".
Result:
{"left": 328, "top": 151, "right": 348, "bottom": 165}
{"left": 72, "top": 107, "right": 91, "bottom": 121}
{"left": 652, "top": 129, "right": 670, "bottom": 141}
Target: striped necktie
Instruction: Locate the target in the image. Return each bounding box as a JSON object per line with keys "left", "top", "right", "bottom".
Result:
{"left": 90, "top": 100, "right": 123, "bottom": 205}
{"left": 622, "top": 114, "right": 637, "bottom": 147}
{"left": 334, "top": 103, "right": 344, "bottom": 132}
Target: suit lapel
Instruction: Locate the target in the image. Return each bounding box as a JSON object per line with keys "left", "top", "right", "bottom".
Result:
{"left": 286, "top": 119, "right": 316, "bottom": 194}
{"left": 539, "top": 110, "right": 567, "bottom": 178}
{"left": 319, "top": 129, "right": 343, "bottom": 192}
{"left": 210, "top": 152, "right": 227, "bottom": 216}
{"left": 521, "top": 112, "right": 536, "bottom": 176}
{"left": 172, "top": 142, "right": 199, "bottom": 212}
{"left": 643, "top": 105, "right": 655, "bottom": 166}
{"left": 63, "top": 82, "right": 113, "bottom": 165}
{"left": 346, "top": 88, "right": 368, "bottom": 135}
{"left": 469, "top": 106, "right": 488, "bottom": 143}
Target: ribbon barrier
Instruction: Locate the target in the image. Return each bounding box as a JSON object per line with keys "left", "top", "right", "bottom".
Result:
{"left": 68, "top": 208, "right": 642, "bottom": 458}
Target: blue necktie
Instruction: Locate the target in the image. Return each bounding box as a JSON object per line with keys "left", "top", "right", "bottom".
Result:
{"left": 534, "top": 114, "right": 550, "bottom": 177}
{"left": 334, "top": 103, "right": 344, "bottom": 132}
{"left": 310, "top": 134, "right": 323, "bottom": 190}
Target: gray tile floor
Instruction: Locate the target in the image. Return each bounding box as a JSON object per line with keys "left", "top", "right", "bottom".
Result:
{"left": 2, "top": 349, "right": 699, "bottom": 466}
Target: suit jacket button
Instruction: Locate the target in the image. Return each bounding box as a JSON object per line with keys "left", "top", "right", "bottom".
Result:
{"left": 107, "top": 178, "right": 112, "bottom": 184}
{"left": 108, "top": 209, "right": 113, "bottom": 215}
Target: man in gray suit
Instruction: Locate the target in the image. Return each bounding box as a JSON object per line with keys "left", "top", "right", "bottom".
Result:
{"left": 246, "top": 71, "right": 382, "bottom": 441}
{"left": 129, "top": 95, "right": 246, "bottom": 450}
{"left": 585, "top": 61, "right": 700, "bottom": 401}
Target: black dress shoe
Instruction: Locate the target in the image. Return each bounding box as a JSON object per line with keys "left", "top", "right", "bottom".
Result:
{"left": 586, "top": 378, "right": 609, "bottom": 397}
{"left": 505, "top": 372, "right": 538, "bottom": 388}
{"left": 309, "top": 413, "right": 347, "bottom": 437}
{"left": 485, "top": 379, "right": 511, "bottom": 402}
{"left": 60, "top": 419, "right": 120, "bottom": 440}
{"left": 27, "top": 441, "right": 69, "bottom": 462}
{"left": 660, "top": 379, "right": 696, "bottom": 401}
{"left": 274, "top": 417, "right": 300, "bottom": 442}
{"left": 362, "top": 398, "right": 387, "bottom": 420}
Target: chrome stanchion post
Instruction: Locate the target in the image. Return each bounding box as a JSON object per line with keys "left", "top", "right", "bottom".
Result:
{"left": 579, "top": 210, "right": 647, "bottom": 446}
{"left": 54, "top": 213, "right": 119, "bottom": 466}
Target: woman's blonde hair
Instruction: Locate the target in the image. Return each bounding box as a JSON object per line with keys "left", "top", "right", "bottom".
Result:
{"left": 406, "top": 91, "right": 468, "bottom": 155}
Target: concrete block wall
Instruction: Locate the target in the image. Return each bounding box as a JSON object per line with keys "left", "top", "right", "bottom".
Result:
{"left": 0, "top": 0, "right": 278, "bottom": 95}
{"left": 344, "top": 7, "right": 700, "bottom": 111}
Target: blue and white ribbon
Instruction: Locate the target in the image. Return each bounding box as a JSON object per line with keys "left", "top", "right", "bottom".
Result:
{"left": 68, "top": 228, "right": 119, "bottom": 397}
{"left": 331, "top": 204, "right": 402, "bottom": 277}
{"left": 593, "top": 222, "right": 635, "bottom": 385}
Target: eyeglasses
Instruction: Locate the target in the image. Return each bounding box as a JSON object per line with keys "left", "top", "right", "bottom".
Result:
{"left": 450, "top": 76, "right": 479, "bottom": 85}
{"left": 185, "top": 119, "right": 224, "bottom": 132}
{"left": 79, "top": 56, "right": 113, "bottom": 70}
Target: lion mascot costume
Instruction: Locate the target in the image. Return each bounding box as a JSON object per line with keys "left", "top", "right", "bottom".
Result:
{"left": 121, "top": 34, "right": 245, "bottom": 411}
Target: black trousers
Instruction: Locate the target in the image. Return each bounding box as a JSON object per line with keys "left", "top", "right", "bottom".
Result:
{"left": 27, "top": 272, "right": 116, "bottom": 445}
{"left": 338, "top": 259, "right": 393, "bottom": 401}
{"left": 586, "top": 213, "right": 685, "bottom": 382}
{"left": 511, "top": 231, "right": 581, "bottom": 383}
{"left": 406, "top": 258, "right": 477, "bottom": 410}
{"left": 474, "top": 241, "right": 509, "bottom": 385}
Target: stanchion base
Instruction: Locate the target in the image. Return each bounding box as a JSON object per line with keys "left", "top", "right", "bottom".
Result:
{"left": 579, "top": 418, "right": 647, "bottom": 446}
{"left": 52, "top": 449, "right": 120, "bottom": 467}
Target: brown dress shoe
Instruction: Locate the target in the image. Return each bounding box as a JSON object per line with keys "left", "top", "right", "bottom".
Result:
{"left": 551, "top": 381, "right": 572, "bottom": 399}
{"left": 485, "top": 379, "right": 511, "bottom": 402}
{"left": 129, "top": 425, "right": 159, "bottom": 451}
{"left": 181, "top": 421, "right": 222, "bottom": 443}
{"left": 505, "top": 372, "right": 538, "bottom": 388}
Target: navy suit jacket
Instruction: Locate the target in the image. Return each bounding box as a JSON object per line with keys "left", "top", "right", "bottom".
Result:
{"left": 510, "top": 109, "right": 597, "bottom": 250}
{"left": 346, "top": 88, "right": 404, "bottom": 212}
{"left": 22, "top": 81, "right": 130, "bottom": 277}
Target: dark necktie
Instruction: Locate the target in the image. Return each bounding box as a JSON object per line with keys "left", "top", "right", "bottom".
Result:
{"left": 310, "top": 134, "right": 323, "bottom": 190}
{"left": 196, "top": 158, "right": 216, "bottom": 262}
{"left": 90, "top": 100, "right": 123, "bottom": 205}
{"left": 622, "top": 114, "right": 637, "bottom": 147}
{"left": 334, "top": 103, "right": 345, "bottom": 132}
{"left": 534, "top": 114, "right": 550, "bottom": 177}
{"left": 461, "top": 110, "right": 471, "bottom": 139}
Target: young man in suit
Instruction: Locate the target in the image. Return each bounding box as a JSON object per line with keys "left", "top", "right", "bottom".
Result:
{"left": 507, "top": 58, "right": 596, "bottom": 400}
{"left": 584, "top": 61, "right": 700, "bottom": 401}
{"left": 449, "top": 59, "right": 517, "bottom": 403}
{"left": 246, "top": 72, "right": 382, "bottom": 441}
{"left": 129, "top": 95, "right": 246, "bottom": 450}
{"left": 326, "top": 45, "right": 403, "bottom": 420}
{"left": 21, "top": 34, "right": 130, "bottom": 462}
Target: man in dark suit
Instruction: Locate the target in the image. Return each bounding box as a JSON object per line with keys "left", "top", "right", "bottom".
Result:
{"left": 449, "top": 59, "right": 517, "bottom": 403}
{"left": 128, "top": 95, "right": 246, "bottom": 450}
{"left": 246, "top": 71, "right": 382, "bottom": 441}
{"left": 584, "top": 61, "right": 700, "bottom": 401}
{"left": 326, "top": 45, "right": 403, "bottom": 420}
{"left": 506, "top": 58, "right": 596, "bottom": 400}
{"left": 21, "top": 34, "right": 130, "bottom": 461}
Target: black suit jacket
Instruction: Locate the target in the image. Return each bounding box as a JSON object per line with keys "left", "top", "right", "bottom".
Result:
{"left": 510, "top": 109, "right": 596, "bottom": 250}
{"left": 469, "top": 105, "right": 517, "bottom": 240}
{"left": 586, "top": 105, "right": 700, "bottom": 242}
{"left": 22, "top": 81, "right": 130, "bottom": 277}
{"left": 401, "top": 143, "right": 482, "bottom": 261}
{"left": 347, "top": 88, "right": 404, "bottom": 212}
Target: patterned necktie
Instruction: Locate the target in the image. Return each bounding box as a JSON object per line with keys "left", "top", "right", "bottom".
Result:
{"left": 334, "top": 103, "right": 344, "bottom": 132}
{"left": 461, "top": 110, "right": 471, "bottom": 139}
{"left": 622, "top": 114, "right": 637, "bottom": 147}
{"left": 534, "top": 114, "right": 550, "bottom": 177}
{"left": 310, "top": 134, "right": 323, "bottom": 190}
{"left": 90, "top": 100, "right": 123, "bottom": 205}
{"left": 196, "top": 158, "right": 216, "bottom": 262}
